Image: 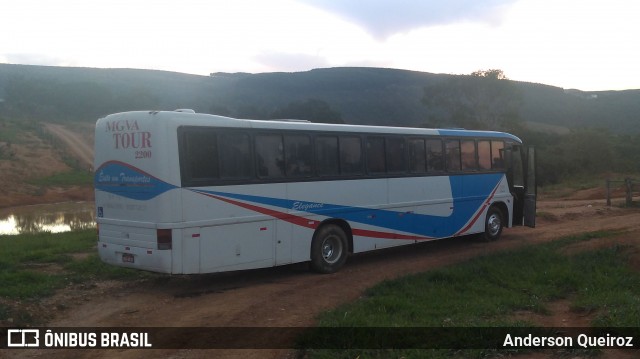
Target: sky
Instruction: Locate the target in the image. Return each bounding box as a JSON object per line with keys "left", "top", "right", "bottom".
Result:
{"left": 1, "top": 0, "right": 638, "bottom": 91}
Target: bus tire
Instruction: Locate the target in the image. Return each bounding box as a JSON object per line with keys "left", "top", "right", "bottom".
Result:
{"left": 310, "top": 224, "right": 348, "bottom": 274}
{"left": 483, "top": 206, "right": 504, "bottom": 241}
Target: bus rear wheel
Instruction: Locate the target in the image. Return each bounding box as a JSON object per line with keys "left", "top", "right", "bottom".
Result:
{"left": 310, "top": 224, "right": 348, "bottom": 274}
{"left": 483, "top": 206, "right": 504, "bottom": 241}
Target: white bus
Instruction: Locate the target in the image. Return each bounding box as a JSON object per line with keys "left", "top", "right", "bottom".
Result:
{"left": 95, "top": 110, "right": 536, "bottom": 274}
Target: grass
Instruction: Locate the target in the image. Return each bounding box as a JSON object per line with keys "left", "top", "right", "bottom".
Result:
{"left": 0, "top": 117, "right": 39, "bottom": 143}
{"left": 299, "top": 231, "right": 640, "bottom": 358}
{"left": 538, "top": 175, "right": 604, "bottom": 198}
{"left": 0, "top": 118, "right": 22, "bottom": 143}
{"left": 0, "top": 229, "right": 155, "bottom": 325}
{"left": 28, "top": 168, "right": 93, "bottom": 186}
{"left": 0, "top": 230, "right": 147, "bottom": 299}
{"left": 539, "top": 172, "right": 640, "bottom": 199}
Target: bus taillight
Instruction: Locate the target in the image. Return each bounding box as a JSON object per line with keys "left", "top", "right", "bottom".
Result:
{"left": 157, "top": 229, "right": 172, "bottom": 250}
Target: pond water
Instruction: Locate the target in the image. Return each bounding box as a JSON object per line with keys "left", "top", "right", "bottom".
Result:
{"left": 0, "top": 202, "right": 96, "bottom": 235}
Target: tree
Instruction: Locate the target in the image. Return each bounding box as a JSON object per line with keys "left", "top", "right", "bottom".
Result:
{"left": 422, "top": 69, "right": 523, "bottom": 131}
{"left": 471, "top": 69, "right": 507, "bottom": 80}
{"left": 562, "top": 128, "right": 614, "bottom": 174}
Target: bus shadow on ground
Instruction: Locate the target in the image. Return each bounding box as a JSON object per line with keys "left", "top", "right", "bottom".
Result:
{"left": 166, "top": 234, "right": 484, "bottom": 298}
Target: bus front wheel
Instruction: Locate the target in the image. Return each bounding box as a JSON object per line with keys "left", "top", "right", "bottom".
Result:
{"left": 483, "top": 206, "right": 504, "bottom": 241}
{"left": 310, "top": 224, "right": 348, "bottom": 274}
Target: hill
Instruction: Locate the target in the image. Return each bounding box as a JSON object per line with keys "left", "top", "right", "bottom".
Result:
{"left": 0, "top": 63, "right": 639, "bottom": 133}
{"left": 518, "top": 82, "right": 640, "bottom": 134}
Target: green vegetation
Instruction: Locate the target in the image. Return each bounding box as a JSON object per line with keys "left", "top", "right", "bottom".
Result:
{"left": 536, "top": 172, "right": 640, "bottom": 200}
{"left": 28, "top": 168, "right": 93, "bottom": 186}
{"left": 0, "top": 116, "right": 38, "bottom": 143}
{"left": 0, "top": 230, "right": 147, "bottom": 299}
{"left": 2, "top": 64, "right": 639, "bottom": 132}
{"left": 0, "top": 230, "right": 155, "bottom": 325}
{"left": 519, "top": 128, "right": 640, "bottom": 186}
{"left": 420, "top": 71, "right": 640, "bottom": 186}
{"left": 0, "top": 117, "right": 21, "bottom": 143}
{"left": 270, "top": 98, "right": 344, "bottom": 124}
{"left": 299, "top": 231, "right": 640, "bottom": 358}
{"left": 2, "top": 64, "right": 640, "bottom": 185}
{"left": 423, "top": 69, "right": 523, "bottom": 133}
{"left": 541, "top": 174, "right": 611, "bottom": 195}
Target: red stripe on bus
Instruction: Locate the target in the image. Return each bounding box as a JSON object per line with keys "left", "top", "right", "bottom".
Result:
{"left": 454, "top": 182, "right": 500, "bottom": 236}
{"left": 352, "top": 228, "right": 429, "bottom": 240}
{"left": 200, "top": 192, "right": 317, "bottom": 230}
{"left": 198, "top": 191, "right": 431, "bottom": 241}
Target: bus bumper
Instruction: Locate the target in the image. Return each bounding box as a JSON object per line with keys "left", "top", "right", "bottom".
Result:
{"left": 98, "top": 241, "right": 173, "bottom": 274}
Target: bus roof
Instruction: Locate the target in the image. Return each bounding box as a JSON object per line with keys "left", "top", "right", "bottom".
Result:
{"left": 107, "top": 110, "right": 523, "bottom": 143}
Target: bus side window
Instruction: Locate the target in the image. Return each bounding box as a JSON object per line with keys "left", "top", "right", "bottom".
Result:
{"left": 255, "top": 134, "right": 285, "bottom": 179}
{"left": 339, "top": 136, "right": 363, "bottom": 175}
{"left": 478, "top": 140, "right": 491, "bottom": 170}
{"left": 409, "top": 138, "right": 427, "bottom": 173}
{"left": 284, "top": 134, "right": 313, "bottom": 177}
{"left": 445, "top": 139, "right": 461, "bottom": 172}
{"left": 316, "top": 136, "right": 339, "bottom": 176}
{"left": 366, "top": 136, "right": 386, "bottom": 174}
{"left": 426, "top": 139, "right": 444, "bottom": 172}
{"left": 461, "top": 140, "right": 477, "bottom": 171}
{"left": 491, "top": 141, "right": 505, "bottom": 169}
{"left": 186, "top": 131, "right": 219, "bottom": 180}
{"left": 386, "top": 137, "right": 406, "bottom": 173}
{"left": 219, "top": 132, "right": 252, "bottom": 179}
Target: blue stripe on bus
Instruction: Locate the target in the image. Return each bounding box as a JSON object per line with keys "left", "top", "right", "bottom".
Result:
{"left": 94, "top": 161, "right": 177, "bottom": 200}
{"left": 94, "top": 161, "right": 504, "bottom": 238}
{"left": 196, "top": 173, "right": 503, "bottom": 238}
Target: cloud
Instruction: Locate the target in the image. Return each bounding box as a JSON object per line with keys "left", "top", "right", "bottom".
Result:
{"left": 299, "top": 0, "right": 517, "bottom": 38}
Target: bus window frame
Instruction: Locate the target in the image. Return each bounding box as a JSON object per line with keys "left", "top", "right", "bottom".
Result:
{"left": 178, "top": 126, "right": 513, "bottom": 187}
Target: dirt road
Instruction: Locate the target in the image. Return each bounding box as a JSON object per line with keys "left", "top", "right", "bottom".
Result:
{"left": 44, "top": 123, "right": 94, "bottom": 168}
{"left": 10, "top": 200, "right": 640, "bottom": 359}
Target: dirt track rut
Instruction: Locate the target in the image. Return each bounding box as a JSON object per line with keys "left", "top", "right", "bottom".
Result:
{"left": 44, "top": 123, "right": 94, "bottom": 168}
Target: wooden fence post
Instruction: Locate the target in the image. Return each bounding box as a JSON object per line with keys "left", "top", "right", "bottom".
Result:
{"left": 606, "top": 179, "right": 611, "bottom": 207}
{"left": 625, "top": 178, "right": 633, "bottom": 207}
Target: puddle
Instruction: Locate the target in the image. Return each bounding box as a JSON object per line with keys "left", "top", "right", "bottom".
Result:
{"left": 0, "top": 202, "right": 95, "bottom": 235}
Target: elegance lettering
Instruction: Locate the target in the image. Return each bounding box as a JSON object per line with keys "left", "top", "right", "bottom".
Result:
{"left": 293, "top": 202, "right": 324, "bottom": 211}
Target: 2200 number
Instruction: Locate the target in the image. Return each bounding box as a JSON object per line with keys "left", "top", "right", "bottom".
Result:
{"left": 135, "top": 150, "right": 152, "bottom": 159}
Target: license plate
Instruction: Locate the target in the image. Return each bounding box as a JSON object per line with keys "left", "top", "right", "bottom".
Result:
{"left": 122, "top": 253, "right": 135, "bottom": 263}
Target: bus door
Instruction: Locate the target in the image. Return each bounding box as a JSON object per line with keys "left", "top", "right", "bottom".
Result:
{"left": 506, "top": 145, "right": 536, "bottom": 228}
{"left": 523, "top": 147, "right": 536, "bottom": 227}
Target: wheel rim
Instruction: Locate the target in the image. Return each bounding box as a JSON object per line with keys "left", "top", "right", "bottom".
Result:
{"left": 487, "top": 213, "right": 501, "bottom": 237}
{"left": 322, "top": 235, "right": 343, "bottom": 264}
